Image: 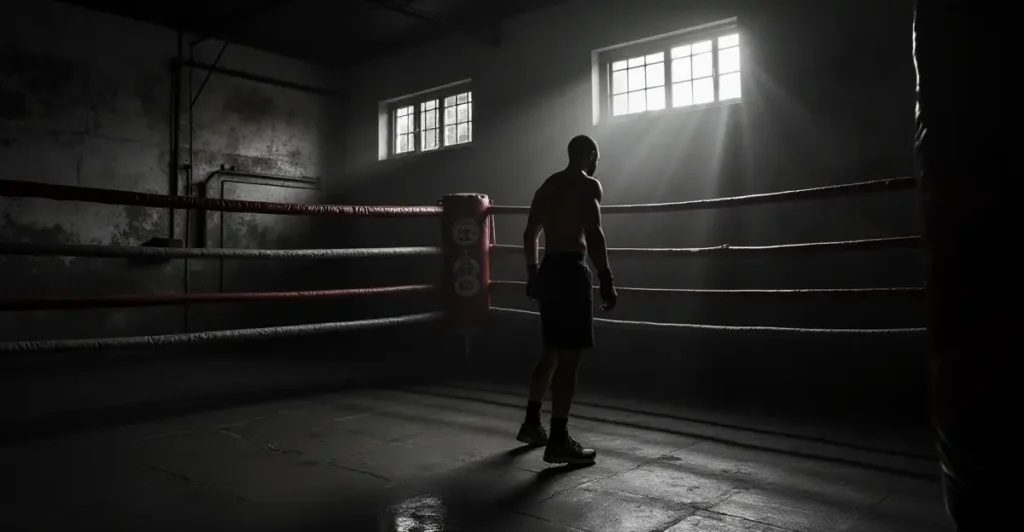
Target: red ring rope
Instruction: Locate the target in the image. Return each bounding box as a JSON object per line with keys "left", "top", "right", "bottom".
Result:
{"left": 0, "top": 242, "right": 441, "bottom": 260}
{"left": 0, "top": 179, "right": 441, "bottom": 217}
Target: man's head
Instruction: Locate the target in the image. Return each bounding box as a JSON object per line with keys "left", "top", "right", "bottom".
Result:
{"left": 567, "top": 135, "right": 600, "bottom": 177}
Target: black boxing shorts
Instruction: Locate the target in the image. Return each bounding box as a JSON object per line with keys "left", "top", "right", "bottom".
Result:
{"left": 537, "top": 251, "right": 594, "bottom": 350}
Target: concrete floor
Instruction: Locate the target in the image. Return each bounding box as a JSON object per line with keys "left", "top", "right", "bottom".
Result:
{"left": 6, "top": 384, "right": 951, "bottom": 532}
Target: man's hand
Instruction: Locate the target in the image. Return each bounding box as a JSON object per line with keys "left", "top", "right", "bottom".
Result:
{"left": 597, "top": 268, "right": 618, "bottom": 311}
{"left": 526, "top": 264, "right": 540, "bottom": 301}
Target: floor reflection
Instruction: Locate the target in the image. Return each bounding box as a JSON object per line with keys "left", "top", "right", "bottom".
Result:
{"left": 384, "top": 495, "right": 448, "bottom": 532}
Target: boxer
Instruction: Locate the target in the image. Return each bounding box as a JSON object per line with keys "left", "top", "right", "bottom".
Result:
{"left": 517, "top": 135, "right": 618, "bottom": 465}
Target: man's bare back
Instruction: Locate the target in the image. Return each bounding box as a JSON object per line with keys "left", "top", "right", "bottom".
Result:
{"left": 530, "top": 169, "right": 602, "bottom": 255}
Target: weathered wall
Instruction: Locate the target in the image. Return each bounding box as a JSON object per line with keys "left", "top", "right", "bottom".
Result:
{"left": 327, "top": 0, "right": 927, "bottom": 424}
{"left": 0, "top": 0, "right": 342, "bottom": 341}
{"left": 0, "top": 2, "right": 422, "bottom": 431}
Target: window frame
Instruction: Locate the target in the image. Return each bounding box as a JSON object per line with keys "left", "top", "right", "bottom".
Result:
{"left": 387, "top": 83, "right": 474, "bottom": 159}
{"left": 598, "top": 23, "right": 741, "bottom": 122}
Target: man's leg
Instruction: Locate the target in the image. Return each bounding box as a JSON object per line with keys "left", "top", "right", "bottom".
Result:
{"left": 517, "top": 349, "right": 558, "bottom": 445}
{"left": 544, "top": 348, "right": 596, "bottom": 464}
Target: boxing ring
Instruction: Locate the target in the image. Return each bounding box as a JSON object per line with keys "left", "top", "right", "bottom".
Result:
{"left": 0, "top": 175, "right": 924, "bottom": 359}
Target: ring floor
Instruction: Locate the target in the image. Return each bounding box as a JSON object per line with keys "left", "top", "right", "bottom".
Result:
{"left": 6, "top": 383, "right": 951, "bottom": 532}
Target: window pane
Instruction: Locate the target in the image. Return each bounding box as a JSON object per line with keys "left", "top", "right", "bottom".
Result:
{"left": 424, "top": 110, "right": 436, "bottom": 129}
{"left": 468, "top": 122, "right": 472, "bottom": 141}
{"left": 397, "top": 134, "right": 408, "bottom": 153}
{"left": 627, "top": 56, "right": 644, "bottom": 68}
{"left": 646, "top": 52, "right": 664, "bottom": 64}
{"left": 693, "top": 52, "right": 712, "bottom": 78}
{"left": 397, "top": 116, "right": 408, "bottom": 134}
{"left": 671, "top": 45, "right": 691, "bottom": 58}
{"left": 445, "top": 125, "right": 456, "bottom": 146}
{"left": 423, "top": 100, "right": 436, "bottom": 111}
{"left": 672, "top": 82, "right": 693, "bottom": 107}
{"left": 692, "top": 40, "right": 712, "bottom": 54}
{"left": 423, "top": 130, "right": 437, "bottom": 151}
{"left": 457, "top": 123, "right": 468, "bottom": 143}
{"left": 612, "top": 60, "right": 627, "bottom": 71}
{"left": 444, "top": 96, "right": 456, "bottom": 106}
{"left": 646, "top": 87, "right": 665, "bottom": 110}
{"left": 646, "top": 62, "right": 665, "bottom": 87}
{"left": 628, "top": 66, "right": 645, "bottom": 91}
{"left": 694, "top": 77, "right": 714, "bottom": 104}
{"left": 719, "top": 33, "right": 739, "bottom": 48}
{"left": 672, "top": 57, "right": 691, "bottom": 82}
{"left": 612, "top": 94, "right": 628, "bottom": 116}
{"left": 719, "top": 46, "right": 740, "bottom": 74}
{"left": 628, "top": 90, "right": 646, "bottom": 113}
{"left": 467, "top": 92, "right": 472, "bottom": 102}
{"left": 719, "top": 72, "right": 741, "bottom": 100}
{"left": 445, "top": 106, "right": 456, "bottom": 124}
{"left": 468, "top": 102, "right": 472, "bottom": 120}
{"left": 612, "top": 70, "right": 627, "bottom": 94}
{"left": 457, "top": 92, "right": 468, "bottom": 104}
{"left": 457, "top": 103, "right": 468, "bottom": 122}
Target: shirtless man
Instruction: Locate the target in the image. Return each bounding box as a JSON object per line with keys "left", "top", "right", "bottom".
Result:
{"left": 516, "top": 135, "right": 618, "bottom": 465}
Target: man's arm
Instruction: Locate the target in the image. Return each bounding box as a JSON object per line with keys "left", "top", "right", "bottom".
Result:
{"left": 523, "top": 189, "right": 544, "bottom": 266}
{"left": 582, "top": 179, "right": 610, "bottom": 272}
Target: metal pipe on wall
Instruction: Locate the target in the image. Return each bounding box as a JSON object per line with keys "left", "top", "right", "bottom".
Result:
{"left": 196, "top": 168, "right": 320, "bottom": 294}
{"left": 177, "top": 36, "right": 331, "bottom": 327}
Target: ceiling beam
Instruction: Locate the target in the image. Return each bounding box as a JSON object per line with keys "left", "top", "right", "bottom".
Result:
{"left": 361, "top": 0, "right": 500, "bottom": 47}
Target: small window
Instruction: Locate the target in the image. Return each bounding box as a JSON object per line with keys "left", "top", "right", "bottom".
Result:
{"left": 385, "top": 84, "right": 473, "bottom": 158}
{"left": 600, "top": 22, "right": 740, "bottom": 120}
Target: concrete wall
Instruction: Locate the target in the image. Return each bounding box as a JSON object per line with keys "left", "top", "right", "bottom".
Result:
{"left": 0, "top": 0, "right": 344, "bottom": 342}
{"left": 328, "top": 0, "right": 927, "bottom": 424}
{"left": 0, "top": 2, "right": 437, "bottom": 432}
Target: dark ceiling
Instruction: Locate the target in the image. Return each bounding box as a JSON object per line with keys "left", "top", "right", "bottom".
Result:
{"left": 59, "top": 0, "right": 569, "bottom": 67}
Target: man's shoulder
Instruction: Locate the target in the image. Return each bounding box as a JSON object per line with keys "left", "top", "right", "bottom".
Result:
{"left": 581, "top": 176, "right": 603, "bottom": 199}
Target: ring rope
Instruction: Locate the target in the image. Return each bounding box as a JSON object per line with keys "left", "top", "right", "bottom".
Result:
{"left": 490, "top": 236, "right": 920, "bottom": 257}
{"left": 488, "top": 177, "right": 916, "bottom": 215}
{"left": 0, "top": 312, "right": 445, "bottom": 354}
{"left": 0, "top": 179, "right": 442, "bottom": 217}
{"left": 489, "top": 280, "right": 923, "bottom": 296}
{"left": 492, "top": 307, "right": 926, "bottom": 336}
{"left": 0, "top": 242, "right": 442, "bottom": 260}
{"left": 0, "top": 285, "right": 437, "bottom": 311}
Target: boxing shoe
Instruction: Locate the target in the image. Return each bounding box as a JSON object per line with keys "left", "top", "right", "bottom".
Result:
{"left": 543, "top": 433, "right": 597, "bottom": 465}
{"left": 516, "top": 421, "right": 549, "bottom": 446}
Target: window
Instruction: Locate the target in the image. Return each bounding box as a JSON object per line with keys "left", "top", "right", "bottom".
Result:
{"left": 385, "top": 84, "right": 473, "bottom": 158}
{"left": 602, "top": 23, "right": 741, "bottom": 119}
{"left": 394, "top": 105, "right": 416, "bottom": 154}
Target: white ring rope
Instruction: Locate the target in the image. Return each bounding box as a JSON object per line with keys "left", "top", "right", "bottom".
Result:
{"left": 0, "top": 312, "right": 444, "bottom": 354}
{"left": 491, "top": 307, "right": 925, "bottom": 336}
{"left": 488, "top": 177, "right": 916, "bottom": 215}
{"left": 489, "top": 281, "right": 923, "bottom": 296}
{"left": 0, "top": 242, "right": 442, "bottom": 260}
{"left": 490, "top": 236, "right": 920, "bottom": 257}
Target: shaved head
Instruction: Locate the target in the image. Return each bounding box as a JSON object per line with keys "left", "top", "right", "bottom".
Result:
{"left": 568, "top": 135, "right": 599, "bottom": 161}
{"left": 567, "top": 135, "right": 600, "bottom": 176}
